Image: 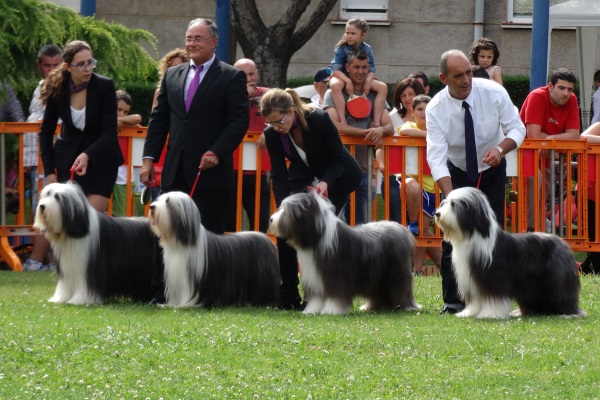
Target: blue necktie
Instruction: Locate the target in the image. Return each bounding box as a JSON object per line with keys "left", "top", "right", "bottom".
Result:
{"left": 462, "top": 101, "right": 478, "bottom": 182}
{"left": 185, "top": 64, "right": 203, "bottom": 111}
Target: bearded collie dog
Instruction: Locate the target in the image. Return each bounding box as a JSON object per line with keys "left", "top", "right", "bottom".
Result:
{"left": 148, "top": 191, "right": 280, "bottom": 308}
{"left": 434, "top": 187, "right": 585, "bottom": 319}
{"left": 269, "top": 190, "right": 419, "bottom": 315}
{"left": 33, "top": 183, "right": 158, "bottom": 304}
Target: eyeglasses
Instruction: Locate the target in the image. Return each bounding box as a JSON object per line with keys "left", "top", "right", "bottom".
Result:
{"left": 185, "top": 36, "right": 213, "bottom": 44}
{"left": 265, "top": 112, "right": 288, "bottom": 128}
{"left": 70, "top": 59, "right": 97, "bottom": 72}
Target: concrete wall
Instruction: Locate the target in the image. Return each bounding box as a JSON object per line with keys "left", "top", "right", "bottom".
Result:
{"left": 95, "top": 0, "right": 599, "bottom": 83}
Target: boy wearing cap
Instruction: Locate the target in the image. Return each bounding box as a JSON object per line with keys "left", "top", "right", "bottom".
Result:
{"left": 311, "top": 67, "right": 331, "bottom": 109}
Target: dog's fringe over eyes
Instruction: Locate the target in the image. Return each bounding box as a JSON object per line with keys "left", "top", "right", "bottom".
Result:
{"left": 34, "top": 182, "right": 158, "bottom": 305}
{"left": 149, "top": 191, "right": 280, "bottom": 308}
{"left": 270, "top": 190, "right": 420, "bottom": 315}
{"left": 434, "top": 186, "right": 584, "bottom": 319}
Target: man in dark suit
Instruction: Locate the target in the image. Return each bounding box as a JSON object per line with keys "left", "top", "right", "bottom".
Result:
{"left": 141, "top": 18, "right": 249, "bottom": 234}
{"left": 141, "top": 18, "right": 248, "bottom": 304}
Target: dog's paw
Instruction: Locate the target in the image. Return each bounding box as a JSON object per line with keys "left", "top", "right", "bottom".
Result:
{"left": 510, "top": 308, "right": 523, "bottom": 317}
{"left": 321, "top": 299, "right": 350, "bottom": 315}
{"left": 68, "top": 294, "right": 101, "bottom": 305}
{"left": 359, "top": 300, "right": 372, "bottom": 311}
{"left": 48, "top": 296, "right": 64, "bottom": 303}
{"left": 455, "top": 307, "right": 475, "bottom": 318}
{"left": 302, "top": 297, "right": 325, "bottom": 314}
{"left": 401, "top": 302, "right": 422, "bottom": 311}
{"left": 302, "top": 301, "right": 321, "bottom": 315}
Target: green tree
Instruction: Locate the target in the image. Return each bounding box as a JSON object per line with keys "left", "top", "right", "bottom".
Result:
{"left": 0, "top": 0, "right": 158, "bottom": 92}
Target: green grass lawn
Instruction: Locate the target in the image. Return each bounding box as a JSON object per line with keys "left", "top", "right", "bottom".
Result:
{"left": 1, "top": 272, "right": 599, "bottom": 399}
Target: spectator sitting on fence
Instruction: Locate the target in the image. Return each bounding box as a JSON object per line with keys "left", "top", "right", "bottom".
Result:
{"left": 112, "top": 90, "right": 142, "bottom": 217}
{"left": 375, "top": 78, "right": 425, "bottom": 223}
{"left": 398, "top": 94, "right": 441, "bottom": 275}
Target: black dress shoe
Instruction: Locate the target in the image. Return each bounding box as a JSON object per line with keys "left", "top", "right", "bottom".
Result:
{"left": 440, "top": 306, "right": 462, "bottom": 314}
{"left": 147, "top": 296, "right": 165, "bottom": 306}
{"left": 277, "top": 298, "right": 306, "bottom": 311}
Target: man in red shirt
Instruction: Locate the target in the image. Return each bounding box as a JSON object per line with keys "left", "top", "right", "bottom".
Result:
{"left": 520, "top": 68, "right": 580, "bottom": 231}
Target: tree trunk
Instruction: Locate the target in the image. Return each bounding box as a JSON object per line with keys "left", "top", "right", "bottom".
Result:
{"left": 231, "top": 0, "right": 338, "bottom": 88}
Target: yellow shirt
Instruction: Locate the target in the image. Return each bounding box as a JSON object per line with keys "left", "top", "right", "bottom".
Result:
{"left": 400, "top": 121, "right": 435, "bottom": 193}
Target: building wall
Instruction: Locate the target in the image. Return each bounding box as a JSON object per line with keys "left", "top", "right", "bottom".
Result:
{"left": 95, "top": 0, "right": 599, "bottom": 83}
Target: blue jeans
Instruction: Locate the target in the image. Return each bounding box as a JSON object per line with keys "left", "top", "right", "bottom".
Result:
{"left": 380, "top": 175, "right": 401, "bottom": 223}
{"left": 342, "top": 173, "right": 376, "bottom": 225}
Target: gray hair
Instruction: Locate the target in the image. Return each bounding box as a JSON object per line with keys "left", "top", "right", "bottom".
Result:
{"left": 187, "top": 18, "right": 218, "bottom": 38}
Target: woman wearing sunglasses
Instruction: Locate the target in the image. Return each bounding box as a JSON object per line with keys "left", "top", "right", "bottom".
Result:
{"left": 39, "top": 40, "right": 123, "bottom": 212}
{"left": 260, "top": 88, "right": 362, "bottom": 310}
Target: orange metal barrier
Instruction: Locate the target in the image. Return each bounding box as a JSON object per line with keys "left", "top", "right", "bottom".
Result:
{"left": 377, "top": 135, "right": 444, "bottom": 249}
{"left": 517, "top": 139, "right": 589, "bottom": 250}
{"left": 1, "top": 122, "right": 599, "bottom": 271}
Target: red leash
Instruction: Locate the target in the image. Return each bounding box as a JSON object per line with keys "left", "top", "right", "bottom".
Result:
{"left": 69, "top": 166, "right": 76, "bottom": 183}
{"left": 189, "top": 167, "right": 202, "bottom": 198}
{"left": 475, "top": 161, "right": 486, "bottom": 189}
{"left": 190, "top": 151, "right": 216, "bottom": 197}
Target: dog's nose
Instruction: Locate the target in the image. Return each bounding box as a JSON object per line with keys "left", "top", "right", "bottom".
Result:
{"left": 149, "top": 204, "right": 155, "bottom": 212}
{"left": 434, "top": 211, "right": 440, "bottom": 217}
{"left": 39, "top": 204, "right": 45, "bottom": 211}
{"left": 269, "top": 216, "right": 273, "bottom": 223}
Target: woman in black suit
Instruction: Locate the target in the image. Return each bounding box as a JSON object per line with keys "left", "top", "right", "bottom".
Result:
{"left": 40, "top": 40, "right": 123, "bottom": 212}
{"left": 261, "top": 88, "right": 362, "bottom": 309}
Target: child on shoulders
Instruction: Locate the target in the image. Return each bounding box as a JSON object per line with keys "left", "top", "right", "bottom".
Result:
{"left": 329, "top": 18, "right": 388, "bottom": 126}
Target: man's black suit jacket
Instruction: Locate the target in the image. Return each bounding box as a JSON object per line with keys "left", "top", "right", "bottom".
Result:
{"left": 143, "top": 57, "right": 249, "bottom": 191}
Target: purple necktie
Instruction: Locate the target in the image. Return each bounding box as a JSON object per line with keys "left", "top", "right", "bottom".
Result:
{"left": 462, "top": 101, "right": 478, "bottom": 182}
{"left": 185, "top": 64, "right": 204, "bottom": 111}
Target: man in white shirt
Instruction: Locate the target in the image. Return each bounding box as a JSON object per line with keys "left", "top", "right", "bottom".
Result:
{"left": 22, "top": 44, "right": 62, "bottom": 272}
{"left": 426, "top": 49, "right": 525, "bottom": 313}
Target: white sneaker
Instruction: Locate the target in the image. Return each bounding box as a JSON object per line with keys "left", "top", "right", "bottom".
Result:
{"left": 22, "top": 259, "right": 46, "bottom": 272}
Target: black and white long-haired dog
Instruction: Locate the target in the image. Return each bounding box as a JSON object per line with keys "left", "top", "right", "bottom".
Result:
{"left": 434, "top": 187, "right": 585, "bottom": 319}
{"left": 269, "top": 190, "right": 420, "bottom": 315}
{"left": 148, "top": 191, "right": 280, "bottom": 308}
{"left": 33, "top": 183, "right": 158, "bottom": 304}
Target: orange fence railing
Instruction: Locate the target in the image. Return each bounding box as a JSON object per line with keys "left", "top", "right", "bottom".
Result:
{"left": 1, "top": 122, "right": 599, "bottom": 271}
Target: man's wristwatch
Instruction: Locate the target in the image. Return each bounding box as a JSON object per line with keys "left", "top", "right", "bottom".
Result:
{"left": 495, "top": 146, "right": 504, "bottom": 158}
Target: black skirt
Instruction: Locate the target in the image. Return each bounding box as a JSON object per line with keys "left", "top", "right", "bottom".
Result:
{"left": 57, "top": 163, "right": 119, "bottom": 198}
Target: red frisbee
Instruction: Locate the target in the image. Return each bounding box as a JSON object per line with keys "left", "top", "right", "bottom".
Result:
{"left": 347, "top": 93, "right": 372, "bottom": 119}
